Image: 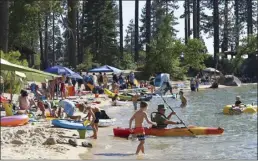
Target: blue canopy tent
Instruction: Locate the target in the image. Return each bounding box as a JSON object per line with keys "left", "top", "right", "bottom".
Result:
{"left": 44, "top": 65, "right": 83, "bottom": 79}
{"left": 89, "top": 65, "right": 121, "bottom": 73}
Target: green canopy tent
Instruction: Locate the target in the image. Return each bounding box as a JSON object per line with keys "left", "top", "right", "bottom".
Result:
{"left": 0, "top": 58, "right": 60, "bottom": 101}
{"left": 1, "top": 58, "right": 60, "bottom": 82}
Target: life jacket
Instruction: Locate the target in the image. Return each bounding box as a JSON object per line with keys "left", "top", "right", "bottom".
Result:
{"left": 150, "top": 112, "right": 168, "bottom": 129}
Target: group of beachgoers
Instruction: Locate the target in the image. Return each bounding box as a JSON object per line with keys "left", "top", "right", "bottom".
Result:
{"left": 190, "top": 74, "right": 201, "bottom": 92}
{"left": 6, "top": 69, "right": 220, "bottom": 157}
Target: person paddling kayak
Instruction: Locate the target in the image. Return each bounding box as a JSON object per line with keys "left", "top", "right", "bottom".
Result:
{"left": 151, "top": 104, "right": 183, "bottom": 129}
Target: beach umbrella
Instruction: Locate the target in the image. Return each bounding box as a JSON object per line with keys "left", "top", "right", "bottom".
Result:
{"left": 44, "top": 65, "right": 83, "bottom": 79}
{"left": 203, "top": 67, "right": 220, "bottom": 73}
{"left": 89, "top": 65, "right": 121, "bottom": 73}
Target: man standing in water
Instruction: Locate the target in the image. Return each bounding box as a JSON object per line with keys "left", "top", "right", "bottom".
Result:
{"left": 129, "top": 102, "right": 156, "bottom": 155}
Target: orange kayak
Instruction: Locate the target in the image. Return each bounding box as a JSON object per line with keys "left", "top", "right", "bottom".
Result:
{"left": 113, "top": 126, "right": 224, "bottom": 137}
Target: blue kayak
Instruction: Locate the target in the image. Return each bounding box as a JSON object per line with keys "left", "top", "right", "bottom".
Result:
{"left": 52, "top": 119, "right": 92, "bottom": 130}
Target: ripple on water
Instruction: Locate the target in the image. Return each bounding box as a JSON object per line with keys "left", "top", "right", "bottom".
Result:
{"left": 80, "top": 84, "right": 257, "bottom": 159}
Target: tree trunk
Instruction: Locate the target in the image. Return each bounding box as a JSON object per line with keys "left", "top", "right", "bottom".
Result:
{"left": 44, "top": 14, "right": 48, "bottom": 69}
{"left": 0, "top": 0, "right": 9, "bottom": 53}
{"left": 193, "top": 0, "right": 197, "bottom": 38}
{"left": 146, "top": 0, "right": 151, "bottom": 56}
{"left": 222, "top": 0, "right": 229, "bottom": 54}
{"left": 247, "top": 0, "right": 253, "bottom": 37}
{"left": 196, "top": 0, "right": 200, "bottom": 38}
{"left": 76, "top": 9, "right": 80, "bottom": 64}
{"left": 80, "top": 1, "right": 85, "bottom": 62}
{"left": 119, "top": 0, "right": 123, "bottom": 61}
{"left": 213, "top": 0, "right": 219, "bottom": 65}
{"left": 187, "top": 0, "right": 191, "bottom": 38}
{"left": 95, "top": 19, "right": 99, "bottom": 61}
{"left": 38, "top": 13, "right": 44, "bottom": 70}
{"left": 134, "top": 0, "right": 139, "bottom": 62}
{"left": 52, "top": 12, "right": 55, "bottom": 65}
{"left": 67, "top": 0, "right": 77, "bottom": 68}
{"left": 234, "top": 0, "right": 239, "bottom": 50}
{"left": 184, "top": 0, "right": 188, "bottom": 44}
{"left": 30, "top": 37, "right": 34, "bottom": 67}
{"left": 257, "top": 0, "right": 258, "bottom": 42}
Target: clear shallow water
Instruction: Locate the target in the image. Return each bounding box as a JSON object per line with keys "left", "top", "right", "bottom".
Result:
{"left": 80, "top": 84, "right": 257, "bottom": 159}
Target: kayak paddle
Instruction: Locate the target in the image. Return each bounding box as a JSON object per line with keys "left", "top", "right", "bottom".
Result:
{"left": 160, "top": 94, "right": 197, "bottom": 137}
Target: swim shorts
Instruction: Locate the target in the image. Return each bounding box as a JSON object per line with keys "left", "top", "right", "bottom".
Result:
{"left": 133, "top": 102, "right": 137, "bottom": 110}
{"left": 94, "top": 112, "right": 101, "bottom": 123}
{"left": 60, "top": 83, "right": 65, "bottom": 92}
{"left": 134, "top": 127, "right": 145, "bottom": 141}
{"left": 37, "top": 101, "right": 45, "bottom": 111}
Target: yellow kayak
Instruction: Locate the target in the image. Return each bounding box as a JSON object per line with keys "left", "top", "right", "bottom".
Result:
{"left": 223, "top": 104, "right": 257, "bottom": 115}
{"left": 104, "top": 88, "right": 132, "bottom": 101}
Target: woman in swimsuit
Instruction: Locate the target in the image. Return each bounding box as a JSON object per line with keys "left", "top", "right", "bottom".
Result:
{"left": 82, "top": 104, "right": 101, "bottom": 139}
{"left": 60, "top": 74, "right": 66, "bottom": 99}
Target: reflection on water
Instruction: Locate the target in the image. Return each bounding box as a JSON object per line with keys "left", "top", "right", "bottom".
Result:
{"left": 80, "top": 84, "right": 257, "bottom": 159}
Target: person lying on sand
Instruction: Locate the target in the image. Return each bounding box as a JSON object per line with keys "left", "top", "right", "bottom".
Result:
{"left": 129, "top": 101, "right": 156, "bottom": 155}
{"left": 57, "top": 99, "right": 81, "bottom": 121}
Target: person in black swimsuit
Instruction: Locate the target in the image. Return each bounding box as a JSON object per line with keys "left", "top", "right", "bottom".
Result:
{"left": 82, "top": 105, "right": 101, "bottom": 139}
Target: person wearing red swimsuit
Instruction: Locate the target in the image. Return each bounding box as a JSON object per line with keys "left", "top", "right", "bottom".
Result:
{"left": 129, "top": 101, "right": 156, "bottom": 155}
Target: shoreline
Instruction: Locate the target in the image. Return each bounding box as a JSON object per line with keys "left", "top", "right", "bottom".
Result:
{"left": 1, "top": 83, "right": 257, "bottom": 159}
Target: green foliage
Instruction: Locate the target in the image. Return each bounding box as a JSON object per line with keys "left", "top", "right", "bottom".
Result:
{"left": 144, "top": 15, "right": 207, "bottom": 80}
{"left": 183, "top": 39, "right": 208, "bottom": 70}
{"left": 82, "top": 0, "right": 119, "bottom": 65}
{"left": 145, "top": 15, "right": 186, "bottom": 79}
{"left": 119, "top": 52, "right": 136, "bottom": 70}
{"left": 0, "top": 50, "right": 28, "bottom": 94}
{"left": 76, "top": 48, "right": 93, "bottom": 71}
{"left": 32, "top": 54, "right": 41, "bottom": 69}
{"left": 237, "top": 34, "right": 258, "bottom": 55}
{"left": 0, "top": 50, "right": 28, "bottom": 66}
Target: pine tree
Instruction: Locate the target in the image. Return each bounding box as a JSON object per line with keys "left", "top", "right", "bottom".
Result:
{"left": 0, "top": 0, "right": 9, "bottom": 52}
{"left": 81, "top": 0, "right": 119, "bottom": 65}
{"left": 135, "top": 0, "right": 139, "bottom": 62}
{"left": 119, "top": 0, "right": 123, "bottom": 60}
{"left": 124, "top": 19, "right": 135, "bottom": 55}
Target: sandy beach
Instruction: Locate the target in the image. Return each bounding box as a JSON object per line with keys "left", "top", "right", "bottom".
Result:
{"left": 0, "top": 82, "right": 235, "bottom": 159}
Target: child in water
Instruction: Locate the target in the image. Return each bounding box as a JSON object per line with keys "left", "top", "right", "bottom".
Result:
{"left": 132, "top": 93, "right": 140, "bottom": 110}
{"left": 232, "top": 96, "right": 244, "bottom": 112}
{"left": 129, "top": 101, "right": 156, "bottom": 155}
{"left": 235, "top": 96, "right": 242, "bottom": 106}
{"left": 179, "top": 90, "right": 187, "bottom": 107}
{"left": 111, "top": 94, "right": 119, "bottom": 106}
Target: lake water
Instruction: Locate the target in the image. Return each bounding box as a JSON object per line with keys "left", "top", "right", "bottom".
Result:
{"left": 80, "top": 84, "right": 257, "bottom": 159}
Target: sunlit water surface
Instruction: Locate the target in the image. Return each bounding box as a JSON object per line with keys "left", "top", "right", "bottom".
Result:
{"left": 80, "top": 84, "right": 257, "bottom": 159}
